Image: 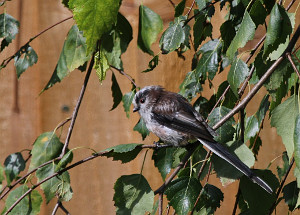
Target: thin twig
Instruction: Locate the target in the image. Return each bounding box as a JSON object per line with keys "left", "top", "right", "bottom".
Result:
{"left": 238, "top": 65, "right": 255, "bottom": 97}
{"left": 110, "top": 66, "right": 138, "bottom": 88}
{"left": 4, "top": 151, "right": 107, "bottom": 214}
{"left": 213, "top": 25, "right": 300, "bottom": 130}
{"left": 0, "top": 159, "right": 57, "bottom": 200}
{"left": 287, "top": 53, "right": 300, "bottom": 79}
{"left": 185, "top": 0, "right": 196, "bottom": 18}
{"left": 268, "top": 157, "right": 295, "bottom": 214}
{"left": 232, "top": 188, "right": 241, "bottom": 215}
{"left": 159, "top": 193, "right": 163, "bottom": 215}
{"left": 286, "top": 0, "right": 296, "bottom": 10}
{"left": 0, "top": 16, "right": 73, "bottom": 69}
{"left": 167, "top": 0, "right": 175, "bottom": 8}
{"left": 51, "top": 201, "right": 60, "bottom": 215}
{"left": 60, "top": 54, "right": 95, "bottom": 157}
{"left": 154, "top": 144, "right": 197, "bottom": 194}
{"left": 59, "top": 202, "right": 71, "bottom": 215}
{"left": 197, "top": 151, "right": 211, "bottom": 180}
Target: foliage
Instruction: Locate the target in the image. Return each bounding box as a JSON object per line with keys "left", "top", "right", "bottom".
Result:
{"left": 0, "top": 0, "right": 300, "bottom": 214}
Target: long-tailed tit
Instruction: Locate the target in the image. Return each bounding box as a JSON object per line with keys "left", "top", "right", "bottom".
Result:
{"left": 133, "top": 85, "right": 272, "bottom": 194}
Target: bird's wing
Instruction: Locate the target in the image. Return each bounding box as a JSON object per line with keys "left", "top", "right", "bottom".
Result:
{"left": 151, "top": 96, "right": 216, "bottom": 142}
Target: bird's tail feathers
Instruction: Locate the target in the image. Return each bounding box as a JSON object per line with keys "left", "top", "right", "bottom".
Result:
{"left": 198, "top": 139, "right": 273, "bottom": 194}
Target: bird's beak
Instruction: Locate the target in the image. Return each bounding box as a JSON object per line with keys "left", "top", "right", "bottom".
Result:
{"left": 133, "top": 107, "right": 139, "bottom": 112}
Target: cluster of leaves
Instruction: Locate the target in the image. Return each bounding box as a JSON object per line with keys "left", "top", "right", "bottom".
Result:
{"left": 0, "top": 0, "right": 300, "bottom": 214}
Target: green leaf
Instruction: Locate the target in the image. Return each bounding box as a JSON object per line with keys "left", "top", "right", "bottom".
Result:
{"left": 122, "top": 89, "right": 136, "bottom": 118}
{"left": 101, "top": 143, "right": 143, "bottom": 163}
{"left": 159, "top": 15, "right": 190, "bottom": 54}
{"left": 263, "top": 4, "right": 293, "bottom": 60}
{"left": 195, "top": 39, "right": 221, "bottom": 81}
{"left": 211, "top": 140, "right": 255, "bottom": 185}
{"left": 142, "top": 54, "right": 159, "bottom": 73}
{"left": 283, "top": 181, "right": 300, "bottom": 211}
{"left": 226, "top": 11, "right": 255, "bottom": 60}
{"left": 29, "top": 132, "right": 64, "bottom": 170}
{"left": 227, "top": 58, "right": 249, "bottom": 97}
{"left": 5, "top": 185, "right": 42, "bottom": 215}
{"left": 36, "top": 164, "right": 72, "bottom": 203}
{"left": 42, "top": 25, "right": 89, "bottom": 92}
{"left": 271, "top": 95, "right": 299, "bottom": 160}
{"left": 179, "top": 71, "right": 202, "bottom": 101}
{"left": 14, "top": 44, "right": 38, "bottom": 79}
{"left": 4, "top": 153, "right": 25, "bottom": 185}
{"left": 62, "top": 0, "right": 70, "bottom": 8}
{"left": 94, "top": 50, "right": 109, "bottom": 82}
{"left": 133, "top": 118, "right": 150, "bottom": 140}
{"left": 249, "top": 135, "right": 262, "bottom": 160}
{"left": 249, "top": 0, "right": 267, "bottom": 26}
{"left": 101, "top": 13, "right": 133, "bottom": 70}
{"left": 192, "top": 145, "right": 210, "bottom": 180}
{"left": 294, "top": 167, "right": 300, "bottom": 189}
{"left": 55, "top": 150, "right": 73, "bottom": 171}
{"left": 208, "top": 107, "right": 235, "bottom": 144}
{"left": 294, "top": 114, "right": 300, "bottom": 172}
{"left": 152, "top": 148, "right": 177, "bottom": 180}
{"left": 193, "top": 13, "right": 212, "bottom": 50}
{"left": 0, "top": 13, "right": 19, "bottom": 51}
{"left": 244, "top": 115, "right": 259, "bottom": 143}
{"left": 240, "top": 170, "right": 279, "bottom": 215}
{"left": 216, "top": 81, "right": 237, "bottom": 109}
{"left": 175, "top": 0, "right": 186, "bottom": 17}
{"left": 256, "top": 95, "right": 270, "bottom": 124}
{"left": 165, "top": 177, "right": 202, "bottom": 215}
{"left": 114, "top": 174, "right": 154, "bottom": 214}
{"left": 277, "top": 152, "right": 289, "bottom": 181}
{"left": 138, "top": 5, "right": 163, "bottom": 55}
{"left": 110, "top": 72, "right": 122, "bottom": 111}
{"left": 69, "top": 0, "right": 121, "bottom": 54}
{"left": 220, "top": 20, "right": 236, "bottom": 53}
{"left": 197, "top": 184, "right": 224, "bottom": 213}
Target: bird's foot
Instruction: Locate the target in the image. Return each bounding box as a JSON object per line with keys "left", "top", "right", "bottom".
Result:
{"left": 153, "top": 141, "right": 173, "bottom": 149}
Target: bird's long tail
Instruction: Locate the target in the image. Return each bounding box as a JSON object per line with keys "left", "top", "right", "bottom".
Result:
{"left": 198, "top": 139, "right": 273, "bottom": 194}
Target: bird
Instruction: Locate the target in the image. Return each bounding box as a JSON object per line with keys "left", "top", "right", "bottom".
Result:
{"left": 132, "top": 85, "right": 273, "bottom": 194}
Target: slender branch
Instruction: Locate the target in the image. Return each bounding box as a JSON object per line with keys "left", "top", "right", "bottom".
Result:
{"left": 56, "top": 117, "right": 72, "bottom": 130}
{"left": 60, "top": 54, "right": 95, "bottom": 157}
{"left": 185, "top": 0, "right": 196, "bottom": 18}
{"left": 159, "top": 193, "right": 163, "bottom": 215}
{"left": 59, "top": 202, "right": 71, "bottom": 215}
{"left": 0, "top": 159, "right": 57, "bottom": 200}
{"left": 167, "top": 0, "right": 175, "bottom": 8}
{"left": 110, "top": 66, "right": 138, "bottom": 88}
{"left": 287, "top": 53, "right": 300, "bottom": 79}
{"left": 51, "top": 201, "right": 60, "bottom": 215}
{"left": 0, "top": 16, "right": 73, "bottom": 69}
{"left": 238, "top": 65, "right": 255, "bottom": 97}
{"left": 154, "top": 144, "right": 197, "bottom": 194}
{"left": 184, "top": 0, "right": 221, "bottom": 26}
{"left": 268, "top": 157, "right": 295, "bottom": 214}
{"left": 4, "top": 151, "right": 107, "bottom": 214}
{"left": 232, "top": 188, "right": 241, "bottom": 215}
{"left": 286, "top": 0, "right": 296, "bottom": 10}
{"left": 197, "top": 151, "right": 211, "bottom": 180}
{"left": 213, "top": 25, "right": 300, "bottom": 130}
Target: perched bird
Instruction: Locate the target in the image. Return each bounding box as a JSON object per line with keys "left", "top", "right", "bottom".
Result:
{"left": 133, "top": 85, "right": 273, "bottom": 194}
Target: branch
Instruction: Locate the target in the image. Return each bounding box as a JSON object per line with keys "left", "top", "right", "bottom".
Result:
{"left": 213, "top": 25, "right": 300, "bottom": 130}
{"left": 110, "top": 66, "right": 138, "bottom": 88}
{"left": 287, "top": 53, "right": 300, "bottom": 79}
{"left": 154, "top": 144, "right": 197, "bottom": 194}
{"left": 268, "top": 157, "right": 295, "bottom": 214}
{"left": 159, "top": 193, "right": 163, "bottom": 215}
{"left": 0, "top": 16, "right": 73, "bottom": 69}
{"left": 4, "top": 151, "right": 107, "bottom": 214}
{"left": 60, "top": 54, "right": 95, "bottom": 157}
{"left": 185, "top": 0, "right": 196, "bottom": 18}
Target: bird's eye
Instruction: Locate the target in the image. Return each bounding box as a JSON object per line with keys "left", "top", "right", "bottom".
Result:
{"left": 140, "top": 98, "right": 145, "bottom": 104}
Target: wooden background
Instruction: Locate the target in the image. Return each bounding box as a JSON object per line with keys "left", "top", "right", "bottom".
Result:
{"left": 0, "top": 0, "right": 299, "bottom": 214}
